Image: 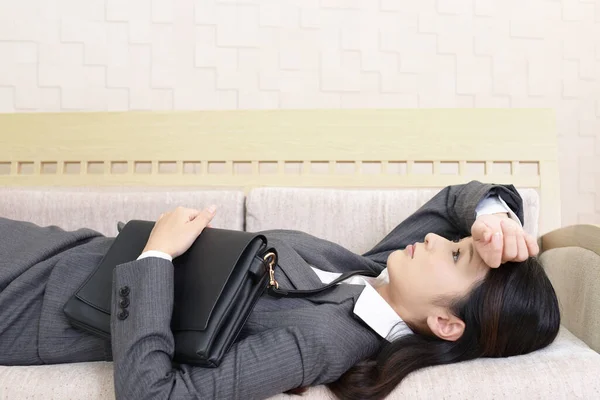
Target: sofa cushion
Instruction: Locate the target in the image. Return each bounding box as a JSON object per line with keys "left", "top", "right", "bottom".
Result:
{"left": 0, "top": 187, "right": 245, "bottom": 235}
{"left": 0, "top": 361, "right": 114, "bottom": 399}
{"left": 541, "top": 246, "right": 600, "bottom": 353}
{"left": 1, "top": 326, "right": 598, "bottom": 399}
{"left": 246, "top": 188, "right": 539, "bottom": 255}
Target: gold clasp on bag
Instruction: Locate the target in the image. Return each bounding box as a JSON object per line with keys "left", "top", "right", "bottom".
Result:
{"left": 263, "top": 252, "right": 278, "bottom": 289}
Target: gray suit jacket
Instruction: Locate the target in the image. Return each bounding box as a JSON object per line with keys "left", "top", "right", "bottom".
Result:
{"left": 0, "top": 181, "right": 524, "bottom": 400}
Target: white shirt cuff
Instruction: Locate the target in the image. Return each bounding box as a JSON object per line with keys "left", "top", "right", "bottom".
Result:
{"left": 137, "top": 250, "right": 173, "bottom": 262}
{"left": 476, "top": 195, "right": 523, "bottom": 227}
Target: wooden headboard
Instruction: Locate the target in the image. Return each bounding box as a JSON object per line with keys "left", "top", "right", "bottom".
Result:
{"left": 0, "top": 109, "right": 560, "bottom": 234}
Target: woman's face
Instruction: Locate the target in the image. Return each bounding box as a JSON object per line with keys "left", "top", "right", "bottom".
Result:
{"left": 385, "top": 233, "right": 491, "bottom": 338}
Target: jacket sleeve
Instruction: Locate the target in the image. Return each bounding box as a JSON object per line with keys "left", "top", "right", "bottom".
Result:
{"left": 110, "top": 258, "right": 314, "bottom": 400}
{"left": 362, "top": 180, "right": 524, "bottom": 263}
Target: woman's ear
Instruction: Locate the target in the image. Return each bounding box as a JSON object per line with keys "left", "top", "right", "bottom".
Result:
{"left": 426, "top": 312, "right": 465, "bottom": 342}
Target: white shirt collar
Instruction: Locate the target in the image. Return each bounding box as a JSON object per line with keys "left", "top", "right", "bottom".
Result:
{"left": 310, "top": 266, "right": 413, "bottom": 341}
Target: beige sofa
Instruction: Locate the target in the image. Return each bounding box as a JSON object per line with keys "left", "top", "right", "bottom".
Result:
{"left": 1, "top": 186, "right": 599, "bottom": 400}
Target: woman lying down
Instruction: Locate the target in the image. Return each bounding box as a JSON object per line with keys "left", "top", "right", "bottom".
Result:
{"left": 0, "top": 181, "right": 559, "bottom": 400}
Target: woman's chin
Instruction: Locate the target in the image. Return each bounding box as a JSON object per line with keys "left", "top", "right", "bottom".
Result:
{"left": 387, "top": 250, "right": 405, "bottom": 269}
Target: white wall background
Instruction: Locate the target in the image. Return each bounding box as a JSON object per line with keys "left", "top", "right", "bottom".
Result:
{"left": 0, "top": 0, "right": 598, "bottom": 226}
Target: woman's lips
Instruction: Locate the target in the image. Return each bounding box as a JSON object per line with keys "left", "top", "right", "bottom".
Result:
{"left": 406, "top": 244, "right": 414, "bottom": 258}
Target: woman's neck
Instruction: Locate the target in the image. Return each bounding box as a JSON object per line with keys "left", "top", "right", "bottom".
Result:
{"left": 375, "top": 283, "right": 415, "bottom": 324}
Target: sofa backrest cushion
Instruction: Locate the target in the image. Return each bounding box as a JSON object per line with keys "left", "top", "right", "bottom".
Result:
{"left": 0, "top": 187, "right": 245, "bottom": 236}
{"left": 246, "top": 188, "right": 540, "bottom": 255}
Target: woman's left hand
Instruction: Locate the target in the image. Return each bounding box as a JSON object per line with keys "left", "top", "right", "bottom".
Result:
{"left": 471, "top": 214, "right": 539, "bottom": 268}
{"left": 142, "top": 205, "right": 217, "bottom": 259}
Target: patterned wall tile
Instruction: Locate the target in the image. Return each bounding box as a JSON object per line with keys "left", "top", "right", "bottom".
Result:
{"left": 0, "top": 0, "right": 597, "bottom": 225}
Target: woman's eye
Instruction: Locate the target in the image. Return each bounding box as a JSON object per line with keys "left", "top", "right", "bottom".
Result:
{"left": 453, "top": 249, "right": 461, "bottom": 263}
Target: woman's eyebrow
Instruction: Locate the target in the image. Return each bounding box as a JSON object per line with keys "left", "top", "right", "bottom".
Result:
{"left": 469, "top": 242, "right": 474, "bottom": 265}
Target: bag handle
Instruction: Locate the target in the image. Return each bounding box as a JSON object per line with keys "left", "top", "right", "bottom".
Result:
{"left": 262, "top": 252, "right": 379, "bottom": 299}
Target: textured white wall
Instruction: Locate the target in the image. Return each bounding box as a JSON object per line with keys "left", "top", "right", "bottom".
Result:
{"left": 0, "top": 0, "right": 598, "bottom": 226}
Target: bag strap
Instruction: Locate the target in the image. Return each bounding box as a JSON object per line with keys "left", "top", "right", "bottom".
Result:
{"left": 267, "top": 268, "right": 379, "bottom": 298}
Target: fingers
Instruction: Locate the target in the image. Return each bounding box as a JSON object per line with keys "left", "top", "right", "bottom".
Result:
{"left": 483, "top": 230, "right": 492, "bottom": 243}
{"left": 190, "top": 205, "right": 217, "bottom": 226}
{"left": 501, "top": 220, "right": 535, "bottom": 263}
{"left": 525, "top": 234, "right": 540, "bottom": 257}
{"left": 474, "top": 214, "right": 538, "bottom": 269}
{"left": 515, "top": 231, "right": 529, "bottom": 262}
{"left": 500, "top": 220, "right": 518, "bottom": 263}
{"left": 472, "top": 216, "right": 503, "bottom": 268}
{"left": 159, "top": 206, "right": 217, "bottom": 225}
{"left": 187, "top": 209, "right": 204, "bottom": 221}
{"left": 487, "top": 232, "right": 503, "bottom": 268}
{"left": 471, "top": 219, "right": 484, "bottom": 241}
{"left": 472, "top": 219, "right": 496, "bottom": 246}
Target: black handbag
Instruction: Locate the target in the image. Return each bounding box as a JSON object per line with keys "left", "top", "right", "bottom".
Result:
{"left": 64, "top": 220, "right": 376, "bottom": 367}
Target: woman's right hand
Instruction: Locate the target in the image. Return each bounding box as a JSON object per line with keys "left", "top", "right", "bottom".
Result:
{"left": 142, "top": 205, "right": 217, "bottom": 259}
{"left": 472, "top": 213, "right": 539, "bottom": 268}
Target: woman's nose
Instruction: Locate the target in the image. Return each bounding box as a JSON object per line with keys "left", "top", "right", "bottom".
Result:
{"left": 424, "top": 233, "right": 433, "bottom": 250}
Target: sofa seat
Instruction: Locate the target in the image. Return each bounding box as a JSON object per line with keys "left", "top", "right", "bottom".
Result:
{"left": 1, "top": 326, "right": 598, "bottom": 399}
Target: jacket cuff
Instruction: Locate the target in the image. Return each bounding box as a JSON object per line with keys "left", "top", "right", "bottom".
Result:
{"left": 137, "top": 250, "right": 173, "bottom": 262}
{"left": 476, "top": 194, "right": 523, "bottom": 227}
{"left": 111, "top": 257, "right": 175, "bottom": 359}
{"left": 450, "top": 181, "right": 524, "bottom": 235}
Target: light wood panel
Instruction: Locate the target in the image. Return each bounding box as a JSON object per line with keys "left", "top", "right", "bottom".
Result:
{"left": 0, "top": 108, "right": 560, "bottom": 234}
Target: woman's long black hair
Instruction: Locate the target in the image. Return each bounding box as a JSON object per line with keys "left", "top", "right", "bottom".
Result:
{"left": 324, "top": 256, "right": 560, "bottom": 400}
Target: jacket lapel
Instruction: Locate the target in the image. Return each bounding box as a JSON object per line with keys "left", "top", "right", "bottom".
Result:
{"left": 268, "top": 236, "right": 325, "bottom": 290}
